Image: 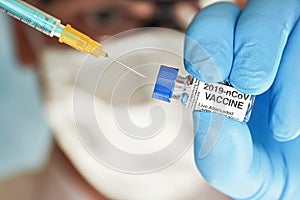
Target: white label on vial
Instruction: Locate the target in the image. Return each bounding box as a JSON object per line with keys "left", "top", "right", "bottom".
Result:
{"left": 186, "top": 79, "right": 252, "bottom": 122}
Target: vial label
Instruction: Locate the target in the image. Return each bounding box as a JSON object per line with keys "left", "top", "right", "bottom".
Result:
{"left": 186, "top": 78, "right": 253, "bottom": 122}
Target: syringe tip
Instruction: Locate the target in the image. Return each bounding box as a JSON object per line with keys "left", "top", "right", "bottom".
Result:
{"left": 91, "top": 46, "right": 108, "bottom": 58}
{"left": 59, "top": 24, "right": 108, "bottom": 58}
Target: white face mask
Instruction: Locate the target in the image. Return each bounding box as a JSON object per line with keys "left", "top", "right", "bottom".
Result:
{"left": 0, "top": 13, "right": 52, "bottom": 178}
{"left": 40, "top": 28, "right": 226, "bottom": 200}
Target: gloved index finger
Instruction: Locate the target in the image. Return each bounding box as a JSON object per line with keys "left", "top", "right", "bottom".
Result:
{"left": 230, "top": 0, "right": 300, "bottom": 95}
{"left": 269, "top": 18, "right": 300, "bottom": 142}
{"left": 184, "top": 2, "right": 241, "bottom": 83}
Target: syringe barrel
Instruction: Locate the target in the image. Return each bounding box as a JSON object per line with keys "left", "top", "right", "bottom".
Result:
{"left": 0, "top": 0, "right": 64, "bottom": 37}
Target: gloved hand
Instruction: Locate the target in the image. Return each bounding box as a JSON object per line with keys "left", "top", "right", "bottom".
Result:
{"left": 184, "top": 1, "right": 300, "bottom": 199}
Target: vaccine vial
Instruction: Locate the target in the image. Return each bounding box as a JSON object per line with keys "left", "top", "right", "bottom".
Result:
{"left": 152, "top": 65, "right": 255, "bottom": 122}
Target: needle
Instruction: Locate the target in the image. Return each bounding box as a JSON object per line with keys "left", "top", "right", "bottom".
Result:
{"left": 107, "top": 56, "right": 147, "bottom": 78}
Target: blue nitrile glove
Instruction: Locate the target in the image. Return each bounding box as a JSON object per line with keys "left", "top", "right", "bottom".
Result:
{"left": 184, "top": 1, "right": 300, "bottom": 199}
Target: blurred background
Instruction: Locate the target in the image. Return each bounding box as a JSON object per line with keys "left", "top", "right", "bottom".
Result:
{"left": 0, "top": 0, "right": 233, "bottom": 199}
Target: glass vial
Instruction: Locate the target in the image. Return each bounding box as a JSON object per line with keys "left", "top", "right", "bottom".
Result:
{"left": 152, "top": 65, "right": 255, "bottom": 122}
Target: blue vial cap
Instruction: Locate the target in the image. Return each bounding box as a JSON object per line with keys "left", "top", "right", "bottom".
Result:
{"left": 152, "top": 65, "right": 179, "bottom": 103}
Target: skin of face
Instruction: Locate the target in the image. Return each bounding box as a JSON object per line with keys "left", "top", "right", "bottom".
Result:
{"left": 12, "top": 0, "right": 201, "bottom": 65}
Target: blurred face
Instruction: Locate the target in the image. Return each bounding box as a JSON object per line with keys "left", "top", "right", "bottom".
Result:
{"left": 37, "top": 0, "right": 157, "bottom": 38}
{"left": 14, "top": 0, "right": 199, "bottom": 65}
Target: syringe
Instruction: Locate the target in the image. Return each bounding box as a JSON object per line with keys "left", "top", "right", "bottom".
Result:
{"left": 0, "top": 0, "right": 108, "bottom": 57}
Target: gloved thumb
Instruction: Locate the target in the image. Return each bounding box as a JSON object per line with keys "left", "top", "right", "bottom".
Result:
{"left": 194, "top": 111, "right": 254, "bottom": 197}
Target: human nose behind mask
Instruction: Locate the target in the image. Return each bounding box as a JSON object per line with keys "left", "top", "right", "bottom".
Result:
{"left": 0, "top": 13, "right": 52, "bottom": 178}
{"left": 41, "top": 28, "right": 229, "bottom": 200}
